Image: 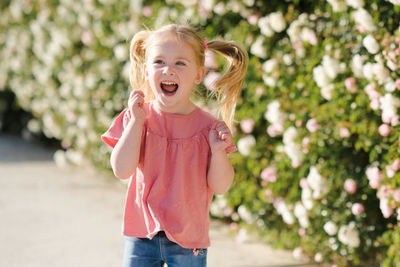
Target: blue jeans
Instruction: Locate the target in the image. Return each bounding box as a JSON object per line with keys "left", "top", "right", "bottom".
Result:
{"left": 122, "top": 231, "right": 207, "bottom": 267}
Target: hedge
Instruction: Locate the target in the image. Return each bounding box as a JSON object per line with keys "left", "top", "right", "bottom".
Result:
{"left": 1, "top": 0, "right": 400, "bottom": 265}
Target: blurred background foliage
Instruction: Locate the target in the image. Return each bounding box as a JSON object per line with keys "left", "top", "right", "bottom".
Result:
{"left": 1, "top": 0, "right": 400, "bottom": 266}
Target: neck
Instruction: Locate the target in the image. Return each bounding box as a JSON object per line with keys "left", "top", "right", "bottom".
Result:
{"left": 154, "top": 101, "right": 197, "bottom": 115}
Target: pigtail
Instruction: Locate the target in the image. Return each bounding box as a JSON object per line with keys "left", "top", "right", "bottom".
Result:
{"left": 207, "top": 40, "right": 248, "bottom": 129}
{"left": 129, "top": 30, "right": 154, "bottom": 101}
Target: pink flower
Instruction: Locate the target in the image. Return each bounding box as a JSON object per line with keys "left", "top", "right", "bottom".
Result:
{"left": 339, "top": 127, "right": 350, "bottom": 138}
{"left": 378, "top": 124, "right": 391, "bottom": 137}
{"left": 240, "top": 119, "right": 255, "bottom": 134}
{"left": 292, "top": 160, "right": 301, "bottom": 168}
{"left": 396, "top": 79, "right": 400, "bottom": 90}
{"left": 370, "top": 99, "right": 380, "bottom": 110}
{"left": 378, "top": 185, "right": 392, "bottom": 199}
{"left": 260, "top": 166, "right": 278, "bottom": 182}
{"left": 298, "top": 228, "right": 306, "bottom": 236}
{"left": 267, "top": 125, "right": 279, "bottom": 137}
{"left": 306, "top": 118, "right": 319, "bottom": 133}
{"left": 366, "top": 167, "right": 383, "bottom": 189}
{"left": 264, "top": 189, "right": 273, "bottom": 197}
{"left": 382, "top": 113, "right": 391, "bottom": 124}
{"left": 386, "top": 165, "right": 396, "bottom": 178}
{"left": 230, "top": 222, "right": 238, "bottom": 231}
{"left": 295, "top": 120, "right": 302, "bottom": 127}
{"left": 396, "top": 49, "right": 400, "bottom": 56}
{"left": 380, "top": 198, "right": 393, "bottom": 218}
{"left": 393, "top": 159, "right": 400, "bottom": 170}
{"left": 247, "top": 14, "right": 259, "bottom": 25}
{"left": 382, "top": 39, "right": 390, "bottom": 46}
{"left": 352, "top": 203, "right": 365, "bottom": 215}
{"left": 256, "top": 87, "right": 265, "bottom": 95}
{"left": 81, "top": 31, "right": 93, "bottom": 45}
{"left": 204, "top": 50, "right": 217, "bottom": 69}
{"left": 344, "top": 179, "right": 357, "bottom": 194}
{"left": 391, "top": 115, "right": 399, "bottom": 126}
{"left": 393, "top": 189, "right": 400, "bottom": 202}
{"left": 299, "top": 178, "right": 308, "bottom": 189}
{"left": 345, "top": 77, "right": 357, "bottom": 93}
{"left": 203, "top": 72, "right": 221, "bottom": 91}
{"left": 142, "top": 6, "right": 153, "bottom": 17}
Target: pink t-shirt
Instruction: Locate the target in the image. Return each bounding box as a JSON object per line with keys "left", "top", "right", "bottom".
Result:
{"left": 101, "top": 101, "right": 236, "bottom": 249}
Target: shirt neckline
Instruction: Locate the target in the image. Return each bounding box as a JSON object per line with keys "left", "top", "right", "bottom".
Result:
{"left": 150, "top": 101, "right": 201, "bottom": 118}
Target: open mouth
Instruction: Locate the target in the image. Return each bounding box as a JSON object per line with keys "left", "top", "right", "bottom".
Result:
{"left": 160, "top": 81, "right": 178, "bottom": 96}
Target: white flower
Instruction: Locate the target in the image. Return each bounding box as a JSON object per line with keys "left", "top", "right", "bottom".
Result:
{"left": 314, "top": 252, "right": 323, "bottom": 263}
{"left": 300, "top": 28, "right": 317, "bottom": 45}
{"left": 238, "top": 205, "right": 254, "bottom": 224}
{"left": 380, "top": 93, "right": 400, "bottom": 121}
{"left": 203, "top": 71, "right": 221, "bottom": 91}
{"left": 258, "top": 16, "right": 274, "bottom": 37}
{"left": 363, "top": 35, "right": 380, "bottom": 54}
{"left": 210, "top": 195, "right": 228, "bottom": 217}
{"left": 324, "top": 221, "right": 338, "bottom": 235}
{"left": 313, "top": 65, "right": 331, "bottom": 88}
{"left": 294, "top": 203, "right": 309, "bottom": 228}
{"left": 373, "top": 63, "right": 390, "bottom": 84}
{"left": 283, "top": 126, "right": 298, "bottom": 144}
{"left": 351, "top": 54, "right": 366, "bottom": 78}
{"left": 353, "top": 8, "right": 377, "bottom": 32}
{"left": 277, "top": 203, "right": 294, "bottom": 224}
{"left": 283, "top": 127, "right": 304, "bottom": 166}
{"left": 113, "top": 44, "right": 127, "bottom": 61}
{"left": 345, "top": 0, "right": 364, "bottom": 8}
{"left": 269, "top": 12, "right": 286, "bottom": 32}
{"left": 322, "top": 55, "right": 341, "bottom": 79}
{"left": 302, "top": 187, "right": 313, "bottom": 210}
{"left": 327, "top": 0, "right": 347, "bottom": 12}
{"left": 213, "top": 2, "right": 226, "bottom": 15}
{"left": 292, "top": 247, "right": 304, "bottom": 260}
{"left": 283, "top": 54, "right": 293, "bottom": 65}
{"left": 265, "top": 100, "right": 287, "bottom": 127}
{"left": 307, "top": 166, "right": 329, "bottom": 199}
{"left": 262, "top": 58, "right": 278, "bottom": 73}
{"left": 362, "top": 62, "right": 375, "bottom": 80}
{"left": 338, "top": 222, "right": 360, "bottom": 248}
{"left": 386, "top": 0, "right": 400, "bottom": 5}
{"left": 237, "top": 135, "right": 256, "bottom": 156}
{"left": 287, "top": 19, "right": 302, "bottom": 44}
{"left": 321, "top": 84, "right": 335, "bottom": 101}
{"left": 236, "top": 228, "right": 250, "bottom": 243}
{"left": 250, "top": 36, "right": 266, "bottom": 58}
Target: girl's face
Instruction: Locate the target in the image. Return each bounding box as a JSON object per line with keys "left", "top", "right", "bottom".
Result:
{"left": 144, "top": 35, "right": 205, "bottom": 115}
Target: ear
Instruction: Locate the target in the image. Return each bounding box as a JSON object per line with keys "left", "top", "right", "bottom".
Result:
{"left": 194, "top": 66, "right": 206, "bottom": 85}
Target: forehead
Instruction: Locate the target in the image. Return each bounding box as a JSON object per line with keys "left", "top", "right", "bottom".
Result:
{"left": 146, "top": 35, "right": 196, "bottom": 59}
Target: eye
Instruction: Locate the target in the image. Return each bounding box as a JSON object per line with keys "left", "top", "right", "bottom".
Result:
{"left": 154, "top": 59, "right": 164, "bottom": 64}
{"left": 176, "top": 61, "right": 186, "bottom": 66}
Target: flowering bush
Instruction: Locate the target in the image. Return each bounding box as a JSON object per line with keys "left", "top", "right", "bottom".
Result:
{"left": 1, "top": 0, "right": 400, "bottom": 265}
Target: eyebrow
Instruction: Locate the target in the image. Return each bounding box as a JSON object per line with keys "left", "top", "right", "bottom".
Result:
{"left": 152, "top": 55, "right": 191, "bottom": 62}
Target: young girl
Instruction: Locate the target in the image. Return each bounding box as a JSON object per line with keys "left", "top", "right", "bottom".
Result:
{"left": 101, "top": 24, "right": 248, "bottom": 267}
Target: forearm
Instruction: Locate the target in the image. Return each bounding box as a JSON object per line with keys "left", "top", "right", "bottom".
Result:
{"left": 110, "top": 119, "right": 144, "bottom": 179}
{"left": 207, "top": 150, "right": 234, "bottom": 195}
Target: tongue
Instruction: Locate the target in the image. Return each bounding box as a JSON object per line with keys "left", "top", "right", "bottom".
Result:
{"left": 162, "top": 84, "right": 177, "bottom": 92}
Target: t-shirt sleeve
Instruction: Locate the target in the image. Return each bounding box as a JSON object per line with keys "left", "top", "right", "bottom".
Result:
{"left": 101, "top": 109, "right": 131, "bottom": 148}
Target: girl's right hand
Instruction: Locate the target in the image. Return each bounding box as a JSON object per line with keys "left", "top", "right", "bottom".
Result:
{"left": 128, "top": 90, "right": 146, "bottom": 124}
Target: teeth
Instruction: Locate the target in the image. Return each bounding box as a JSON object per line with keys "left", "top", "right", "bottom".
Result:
{"left": 161, "top": 81, "right": 177, "bottom": 85}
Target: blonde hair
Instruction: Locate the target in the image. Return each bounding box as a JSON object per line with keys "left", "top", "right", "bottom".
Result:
{"left": 129, "top": 24, "right": 248, "bottom": 128}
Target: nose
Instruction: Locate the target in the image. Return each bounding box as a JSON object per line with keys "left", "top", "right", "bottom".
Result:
{"left": 163, "top": 64, "right": 175, "bottom": 76}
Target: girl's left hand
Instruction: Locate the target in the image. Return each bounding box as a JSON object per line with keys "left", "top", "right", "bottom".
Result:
{"left": 209, "top": 121, "right": 233, "bottom": 153}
